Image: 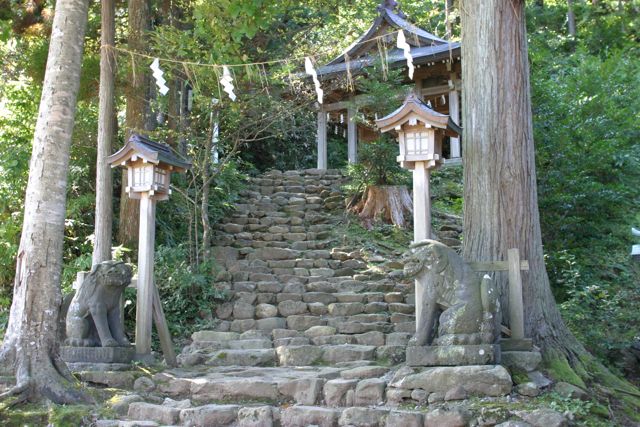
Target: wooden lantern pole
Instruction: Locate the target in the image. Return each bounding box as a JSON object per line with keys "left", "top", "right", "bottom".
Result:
{"left": 135, "top": 191, "right": 156, "bottom": 357}
{"left": 412, "top": 161, "right": 431, "bottom": 242}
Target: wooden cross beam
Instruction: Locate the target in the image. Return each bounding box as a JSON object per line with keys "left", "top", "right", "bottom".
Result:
{"left": 470, "top": 248, "right": 528, "bottom": 341}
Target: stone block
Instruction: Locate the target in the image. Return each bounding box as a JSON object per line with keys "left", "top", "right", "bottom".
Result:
{"left": 281, "top": 406, "right": 339, "bottom": 427}
{"left": 354, "top": 378, "right": 386, "bottom": 405}
{"left": 385, "top": 411, "right": 423, "bottom": 427}
{"left": 303, "top": 292, "right": 337, "bottom": 304}
{"left": 501, "top": 351, "right": 542, "bottom": 372}
{"left": 276, "top": 345, "right": 323, "bottom": 366}
{"left": 205, "top": 349, "right": 275, "bottom": 367}
{"left": 230, "top": 319, "right": 257, "bottom": 333}
{"left": 128, "top": 402, "right": 180, "bottom": 425}
{"left": 406, "top": 345, "right": 500, "bottom": 366}
{"left": 287, "top": 315, "right": 326, "bottom": 331}
{"left": 278, "top": 300, "right": 308, "bottom": 316}
{"left": 338, "top": 407, "right": 388, "bottom": 427}
{"left": 237, "top": 406, "right": 274, "bottom": 427}
{"left": 340, "top": 366, "right": 388, "bottom": 380}
{"left": 77, "top": 371, "right": 135, "bottom": 388}
{"left": 328, "top": 302, "right": 364, "bottom": 316}
{"left": 391, "top": 365, "right": 512, "bottom": 397}
{"left": 255, "top": 303, "right": 278, "bottom": 319}
{"left": 354, "top": 331, "right": 385, "bottom": 346}
{"left": 323, "top": 378, "right": 358, "bottom": 406}
{"left": 308, "top": 302, "right": 328, "bottom": 315}
{"left": 179, "top": 404, "right": 239, "bottom": 426}
{"left": 278, "top": 378, "right": 325, "bottom": 405}
{"left": 60, "top": 346, "right": 134, "bottom": 364}
{"left": 256, "top": 317, "right": 287, "bottom": 332}
{"left": 424, "top": 408, "right": 470, "bottom": 427}
{"left": 322, "top": 344, "right": 376, "bottom": 363}
{"left": 305, "top": 325, "right": 337, "bottom": 337}
{"left": 233, "top": 301, "right": 255, "bottom": 319}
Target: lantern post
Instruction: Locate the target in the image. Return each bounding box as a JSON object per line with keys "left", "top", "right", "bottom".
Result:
{"left": 108, "top": 134, "right": 191, "bottom": 359}
{"left": 376, "top": 93, "right": 461, "bottom": 243}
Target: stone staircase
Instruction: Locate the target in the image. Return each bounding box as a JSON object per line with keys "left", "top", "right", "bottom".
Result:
{"left": 93, "top": 170, "right": 554, "bottom": 427}
{"left": 178, "top": 169, "right": 414, "bottom": 370}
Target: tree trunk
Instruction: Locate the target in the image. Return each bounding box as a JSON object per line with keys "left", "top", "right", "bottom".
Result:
{"left": 567, "top": 0, "right": 577, "bottom": 37}
{"left": 92, "top": 0, "right": 116, "bottom": 266}
{"left": 0, "top": 0, "right": 91, "bottom": 404}
{"left": 460, "top": 1, "right": 640, "bottom": 419}
{"left": 117, "top": 0, "right": 150, "bottom": 248}
{"left": 349, "top": 185, "right": 412, "bottom": 229}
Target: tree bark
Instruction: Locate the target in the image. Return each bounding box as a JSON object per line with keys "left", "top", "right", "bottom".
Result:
{"left": 567, "top": 0, "right": 577, "bottom": 37}
{"left": 0, "top": 0, "right": 91, "bottom": 404}
{"left": 460, "top": 1, "right": 640, "bottom": 419}
{"left": 349, "top": 185, "right": 413, "bottom": 229}
{"left": 117, "top": 0, "right": 150, "bottom": 249}
{"left": 93, "top": 0, "right": 116, "bottom": 266}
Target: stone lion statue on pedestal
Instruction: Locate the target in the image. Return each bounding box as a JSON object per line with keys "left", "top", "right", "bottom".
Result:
{"left": 403, "top": 240, "right": 500, "bottom": 347}
{"left": 65, "top": 261, "right": 132, "bottom": 347}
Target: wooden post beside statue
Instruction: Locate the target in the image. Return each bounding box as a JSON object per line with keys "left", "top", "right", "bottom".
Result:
{"left": 108, "top": 134, "right": 190, "bottom": 362}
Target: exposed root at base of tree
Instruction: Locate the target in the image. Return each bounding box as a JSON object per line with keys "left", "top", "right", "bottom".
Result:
{"left": 543, "top": 346, "right": 640, "bottom": 424}
{"left": 348, "top": 185, "right": 412, "bottom": 228}
{"left": 0, "top": 345, "right": 93, "bottom": 406}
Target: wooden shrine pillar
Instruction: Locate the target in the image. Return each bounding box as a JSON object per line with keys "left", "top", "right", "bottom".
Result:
{"left": 347, "top": 104, "right": 358, "bottom": 164}
{"left": 317, "top": 109, "right": 327, "bottom": 169}
{"left": 449, "top": 83, "right": 461, "bottom": 158}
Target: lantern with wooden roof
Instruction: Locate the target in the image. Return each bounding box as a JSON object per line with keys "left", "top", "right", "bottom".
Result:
{"left": 107, "top": 134, "right": 190, "bottom": 360}
{"left": 376, "top": 93, "right": 461, "bottom": 170}
{"left": 107, "top": 133, "right": 191, "bottom": 201}
{"left": 376, "top": 93, "right": 461, "bottom": 243}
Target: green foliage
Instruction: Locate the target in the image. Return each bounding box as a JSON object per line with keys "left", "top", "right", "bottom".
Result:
{"left": 344, "top": 136, "right": 411, "bottom": 194}
{"left": 431, "top": 166, "right": 463, "bottom": 216}
{"left": 149, "top": 245, "right": 226, "bottom": 338}
{"left": 529, "top": 7, "right": 640, "bottom": 361}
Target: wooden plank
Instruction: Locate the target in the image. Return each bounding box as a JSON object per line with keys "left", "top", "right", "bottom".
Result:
{"left": 507, "top": 248, "right": 525, "bottom": 340}
{"left": 470, "top": 260, "right": 529, "bottom": 272}
{"left": 317, "top": 111, "right": 327, "bottom": 169}
{"left": 152, "top": 283, "right": 177, "bottom": 367}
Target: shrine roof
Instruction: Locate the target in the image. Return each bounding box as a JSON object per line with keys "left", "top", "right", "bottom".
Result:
{"left": 318, "top": 2, "right": 460, "bottom": 77}
{"left": 108, "top": 134, "right": 191, "bottom": 171}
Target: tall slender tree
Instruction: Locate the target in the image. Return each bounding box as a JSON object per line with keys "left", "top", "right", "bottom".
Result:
{"left": 117, "top": 0, "right": 151, "bottom": 248}
{"left": 460, "top": 0, "right": 639, "bottom": 419}
{"left": 0, "top": 0, "right": 91, "bottom": 404}
{"left": 93, "top": 0, "right": 116, "bottom": 265}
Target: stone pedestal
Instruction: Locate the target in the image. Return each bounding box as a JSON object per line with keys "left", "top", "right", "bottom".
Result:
{"left": 406, "top": 344, "right": 500, "bottom": 367}
{"left": 61, "top": 346, "right": 135, "bottom": 364}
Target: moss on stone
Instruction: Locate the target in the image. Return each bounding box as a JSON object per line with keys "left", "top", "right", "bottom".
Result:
{"left": 543, "top": 349, "right": 586, "bottom": 388}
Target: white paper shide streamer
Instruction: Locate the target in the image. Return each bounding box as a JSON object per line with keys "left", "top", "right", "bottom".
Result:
{"left": 305, "top": 57, "right": 323, "bottom": 104}
{"left": 220, "top": 66, "right": 237, "bottom": 101}
{"left": 150, "top": 58, "right": 170, "bottom": 95}
{"left": 396, "top": 30, "right": 415, "bottom": 80}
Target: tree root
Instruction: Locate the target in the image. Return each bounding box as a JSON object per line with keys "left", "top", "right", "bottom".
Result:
{"left": 0, "top": 382, "right": 30, "bottom": 410}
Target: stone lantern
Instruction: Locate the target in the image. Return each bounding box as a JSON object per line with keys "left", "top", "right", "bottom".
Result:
{"left": 108, "top": 134, "right": 190, "bottom": 358}
{"left": 376, "top": 93, "right": 461, "bottom": 242}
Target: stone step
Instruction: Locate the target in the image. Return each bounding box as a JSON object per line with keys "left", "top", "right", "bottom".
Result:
{"left": 203, "top": 349, "right": 276, "bottom": 367}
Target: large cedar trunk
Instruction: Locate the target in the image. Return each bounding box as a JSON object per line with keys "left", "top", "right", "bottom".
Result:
{"left": 460, "top": 0, "right": 640, "bottom": 418}
{"left": 92, "top": 0, "right": 116, "bottom": 265}
{"left": 0, "top": 0, "right": 90, "bottom": 404}
{"left": 117, "top": 0, "right": 150, "bottom": 248}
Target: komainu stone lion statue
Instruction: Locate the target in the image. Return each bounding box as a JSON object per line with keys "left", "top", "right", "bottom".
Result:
{"left": 65, "top": 261, "right": 132, "bottom": 347}
{"left": 403, "top": 240, "right": 500, "bottom": 347}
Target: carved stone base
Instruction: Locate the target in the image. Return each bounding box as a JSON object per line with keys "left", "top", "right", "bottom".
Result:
{"left": 406, "top": 344, "right": 500, "bottom": 366}
{"left": 61, "top": 346, "right": 134, "bottom": 364}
